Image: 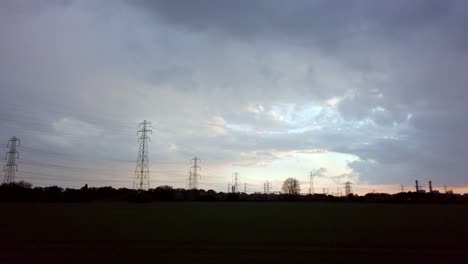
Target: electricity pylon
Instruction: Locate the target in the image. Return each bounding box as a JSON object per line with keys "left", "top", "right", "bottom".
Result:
{"left": 309, "top": 171, "right": 315, "bottom": 194}
{"left": 232, "top": 172, "right": 240, "bottom": 193}
{"left": 3, "top": 137, "right": 20, "bottom": 183}
{"left": 344, "top": 181, "right": 352, "bottom": 196}
{"left": 263, "top": 181, "right": 271, "bottom": 194}
{"left": 187, "top": 168, "right": 192, "bottom": 190}
{"left": 133, "top": 120, "right": 151, "bottom": 190}
{"left": 189, "top": 157, "right": 201, "bottom": 189}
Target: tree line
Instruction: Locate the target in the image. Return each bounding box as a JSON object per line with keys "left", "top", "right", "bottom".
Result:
{"left": 0, "top": 181, "right": 467, "bottom": 204}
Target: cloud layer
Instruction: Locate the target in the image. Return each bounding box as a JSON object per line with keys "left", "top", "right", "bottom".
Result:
{"left": 1, "top": 0, "right": 467, "bottom": 191}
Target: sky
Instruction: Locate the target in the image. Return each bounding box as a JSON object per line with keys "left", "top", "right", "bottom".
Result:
{"left": 1, "top": 0, "right": 468, "bottom": 194}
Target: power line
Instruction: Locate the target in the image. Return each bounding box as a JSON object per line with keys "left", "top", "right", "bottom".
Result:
{"left": 133, "top": 120, "right": 151, "bottom": 190}
{"left": 1, "top": 137, "right": 224, "bottom": 192}
{"left": 18, "top": 146, "right": 193, "bottom": 170}
{"left": 17, "top": 157, "right": 223, "bottom": 188}
{"left": 17, "top": 170, "right": 132, "bottom": 183}
{"left": 322, "top": 188, "right": 328, "bottom": 195}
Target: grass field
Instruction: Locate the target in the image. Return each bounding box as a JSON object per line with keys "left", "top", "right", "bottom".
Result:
{"left": 1, "top": 202, "right": 467, "bottom": 263}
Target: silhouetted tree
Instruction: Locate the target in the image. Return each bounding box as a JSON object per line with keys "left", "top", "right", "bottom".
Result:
{"left": 16, "top": 181, "right": 33, "bottom": 188}
{"left": 1, "top": 181, "right": 32, "bottom": 189}
{"left": 281, "top": 178, "right": 300, "bottom": 195}
{"left": 153, "top": 185, "right": 176, "bottom": 201}
{"left": 0, "top": 181, "right": 467, "bottom": 203}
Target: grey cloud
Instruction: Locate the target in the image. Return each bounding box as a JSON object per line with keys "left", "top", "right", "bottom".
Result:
{"left": 130, "top": 0, "right": 466, "bottom": 50}
{"left": 1, "top": 0, "right": 468, "bottom": 189}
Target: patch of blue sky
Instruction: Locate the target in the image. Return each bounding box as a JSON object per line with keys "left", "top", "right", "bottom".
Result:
{"left": 270, "top": 103, "right": 324, "bottom": 126}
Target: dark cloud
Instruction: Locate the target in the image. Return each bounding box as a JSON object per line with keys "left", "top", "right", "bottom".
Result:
{"left": 130, "top": 0, "right": 466, "bottom": 50}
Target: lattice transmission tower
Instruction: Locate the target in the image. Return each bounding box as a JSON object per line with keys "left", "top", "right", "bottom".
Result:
{"left": 232, "top": 172, "right": 240, "bottom": 193}
{"left": 133, "top": 120, "right": 152, "bottom": 190}
{"left": 263, "top": 181, "right": 271, "bottom": 194}
{"left": 3, "top": 137, "right": 20, "bottom": 183}
{"left": 344, "top": 181, "right": 352, "bottom": 196}
{"left": 309, "top": 171, "right": 315, "bottom": 195}
{"left": 399, "top": 184, "right": 405, "bottom": 192}
{"left": 189, "top": 157, "right": 201, "bottom": 189}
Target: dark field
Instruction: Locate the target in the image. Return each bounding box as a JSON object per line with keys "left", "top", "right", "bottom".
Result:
{"left": 1, "top": 202, "right": 467, "bottom": 263}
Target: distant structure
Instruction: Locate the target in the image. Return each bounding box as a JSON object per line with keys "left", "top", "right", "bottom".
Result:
{"left": 344, "top": 181, "right": 352, "bottom": 196}
{"left": 400, "top": 184, "right": 405, "bottom": 192}
{"left": 415, "top": 180, "right": 425, "bottom": 193}
{"left": 133, "top": 120, "right": 151, "bottom": 190}
{"left": 309, "top": 171, "right": 315, "bottom": 195}
{"left": 444, "top": 185, "right": 453, "bottom": 194}
{"left": 189, "top": 157, "right": 201, "bottom": 189}
{"left": 232, "top": 172, "right": 240, "bottom": 193}
{"left": 443, "top": 185, "right": 453, "bottom": 194}
{"left": 187, "top": 170, "right": 192, "bottom": 189}
{"left": 263, "top": 181, "right": 271, "bottom": 194}
{"left": 336, "top": 187, "right": 342, "bottom": 197}
{"left": 3, "top": 137, "right": 20, "bottom": 183}
{"left": 243, "top": 182, "right": 247, "bottom": 193}
{"left": 428, "top": 181, "right": 439, "bottom": 193}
